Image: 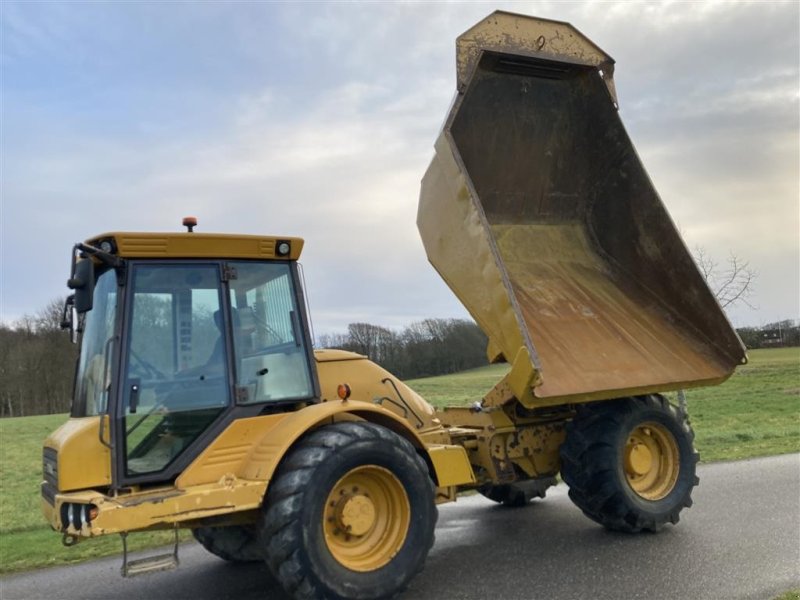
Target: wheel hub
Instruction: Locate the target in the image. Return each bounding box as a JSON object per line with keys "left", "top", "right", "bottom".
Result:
{"left": 323, "top": 465, "right": 410, "bottom": 572}
{"left": 624, "top": 422, "right": 680, "bottom": 501}
{"left": 626, "top": 442, "right": 653, "bottom": 476}
{"left": 334, "top": 493, "right": 377, "bottom": 537}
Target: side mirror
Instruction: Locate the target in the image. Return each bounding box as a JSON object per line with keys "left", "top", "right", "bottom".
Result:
{"left": 68, "top": 258, "right": 95, "bottom": 313}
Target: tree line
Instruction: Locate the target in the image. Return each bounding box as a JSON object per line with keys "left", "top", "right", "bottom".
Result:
{"left": 317, "top": 319, "right": 489, "bottom": 380}
{"left": 736, "top": 320, "right": 799, "bottom": 349}
{"left": 1, "top": 295, "right": 796, "bottom": 418}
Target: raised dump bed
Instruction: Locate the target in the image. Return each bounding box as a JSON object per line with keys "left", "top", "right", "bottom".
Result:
{"left": 418, "top": 11, "right": 746, "bottom": 406}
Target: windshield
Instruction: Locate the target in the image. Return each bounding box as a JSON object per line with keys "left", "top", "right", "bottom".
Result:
{"left": 72, "top": 268, "right": 118, "bottom": 417}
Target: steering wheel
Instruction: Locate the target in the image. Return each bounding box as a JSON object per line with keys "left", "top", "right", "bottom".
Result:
{"left": 130, "top": 348, "right": 167, "bottom": 379}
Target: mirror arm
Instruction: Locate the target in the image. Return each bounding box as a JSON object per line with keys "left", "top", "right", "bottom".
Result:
{"left": 75, "top": 243, "right": 125, "bottom": 269}
{"left": 60, "top": 295, "right": 75, "bottom": 331}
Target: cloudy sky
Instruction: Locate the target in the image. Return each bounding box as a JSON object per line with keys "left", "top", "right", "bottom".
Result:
{"left": 2, "top": 1, "right": 798, "bottom": 336}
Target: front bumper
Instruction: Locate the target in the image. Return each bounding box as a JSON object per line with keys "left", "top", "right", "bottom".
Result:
{"left": 41, "top": 479, "right": 266, "bottom": 538}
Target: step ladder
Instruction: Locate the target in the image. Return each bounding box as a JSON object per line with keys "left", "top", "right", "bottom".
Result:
{"left": 120, "top": 529, "right": 179, "bottom": 577}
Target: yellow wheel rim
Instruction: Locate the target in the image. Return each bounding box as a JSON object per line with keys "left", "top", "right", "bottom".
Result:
{"left": 323, "top": 465, "right": 410, "bottom": 572}
{"left": 624, "top": 422, "right": 680, "bottom": 500}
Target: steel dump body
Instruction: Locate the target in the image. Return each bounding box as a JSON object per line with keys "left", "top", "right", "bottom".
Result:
{"left": 419, "top": 12, "right": 746, "bottom": 405}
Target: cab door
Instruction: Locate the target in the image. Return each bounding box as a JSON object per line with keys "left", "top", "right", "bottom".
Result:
{"left": 119, "top": 263, "right": 232, "bottom": 481}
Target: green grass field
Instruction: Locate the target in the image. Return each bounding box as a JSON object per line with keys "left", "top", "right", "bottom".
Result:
{"left": 0, "top": 347, "right": 797, "bottom": 575}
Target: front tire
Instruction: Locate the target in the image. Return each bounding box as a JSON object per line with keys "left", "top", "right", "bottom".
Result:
{"left": 259, "top": 422, "right": 437, "bottom": 600}
{"left": 560, "top": 395, "right": 699, "bottom": 532}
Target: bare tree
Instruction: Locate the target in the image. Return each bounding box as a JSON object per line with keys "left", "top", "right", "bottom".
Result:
{"left": 694, "top": 247, "right": 757, "bottom": 310}
{"left": 316, "top": 319, "right": 487, "bottom": 379}
{"left": 316, "top": 332, "right": 350, "bottom": 349}
{"left": 346, "top": 323, "right": 399, "bottom": 367}
{"left": 0, "top": 297, "right": 78, "bottom": 417}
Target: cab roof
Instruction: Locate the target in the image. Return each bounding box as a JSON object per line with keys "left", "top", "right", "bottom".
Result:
{"left": 86, "top": 232, "right": 304, "bottom": 261}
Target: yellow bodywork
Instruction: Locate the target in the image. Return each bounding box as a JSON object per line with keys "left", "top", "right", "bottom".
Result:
{"left": 43, "top": 352, "right": 475, "bottom": 538}
{"left": 315, "top": 349, "right": 444, "bottom": 436}
{"left": 44, "top": 417, "right": 111, "bottom": 491}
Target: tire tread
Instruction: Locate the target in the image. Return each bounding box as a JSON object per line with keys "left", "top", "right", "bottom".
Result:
{"left": 259, "top": 422, "right": 436, "bottom": 600}
{"left": 560, "top": 395, "right": 699, "bottom": 533}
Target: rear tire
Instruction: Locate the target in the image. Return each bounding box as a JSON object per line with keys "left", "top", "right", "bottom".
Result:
{"left": 259, "top": 422, "right": 437, "bottom": 600}
{"left": 560, "top": 395, "right": 699, "bottom": 532}
{"left": 479, "top": 476, "right": 557, "bottom": 507}
{"left": 192, "top": 525, "right": 264, "bottom": 562}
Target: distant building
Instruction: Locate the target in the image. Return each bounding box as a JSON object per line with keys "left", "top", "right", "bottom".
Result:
{"left": 761, "top": 329, "right": 784, "bottom": 345}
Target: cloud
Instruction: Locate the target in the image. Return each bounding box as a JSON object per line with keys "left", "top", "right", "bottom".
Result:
{"left": 2, "top": 1, "right": 798, "bottom": 333}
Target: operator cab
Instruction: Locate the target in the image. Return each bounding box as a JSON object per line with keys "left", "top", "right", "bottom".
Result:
{"left": 64, "top": 220, "right": 317, "bottom": 487}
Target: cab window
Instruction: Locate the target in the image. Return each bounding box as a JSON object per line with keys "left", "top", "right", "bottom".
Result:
{"left": 228, "top": 262, "right": 313, "bottom": 404}
{"left": 122, "top": 264, "right": 229, "bottom": 476}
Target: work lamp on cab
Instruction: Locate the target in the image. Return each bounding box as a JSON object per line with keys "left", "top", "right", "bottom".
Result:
{"left": 276, "top": 240, "right": 291, "bottom": 257}
{"left": 182, "top": 216, "right": 198, "bottom": 232}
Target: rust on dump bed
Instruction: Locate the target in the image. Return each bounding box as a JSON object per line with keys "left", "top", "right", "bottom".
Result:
{"left": 494, "top": 223, "right": 732, "bottom": 400}
{"left": 418, "top": 11, "right": 746, "bottom": 405}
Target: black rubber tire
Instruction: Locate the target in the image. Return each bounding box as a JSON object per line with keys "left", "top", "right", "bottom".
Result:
{"left": 560, "top": 395, "right": 699, "bottom": 533}
{"left": 192, "top": 525, "right": 264, "bottom": 562}
{"left": 478, "top": 476, "right": 557, "bottom": 507}
{"left": 259, "top": 422, "right": 437, "bottom": 600}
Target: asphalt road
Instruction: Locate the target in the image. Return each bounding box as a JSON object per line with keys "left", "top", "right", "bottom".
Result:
{"left": 3, "top": 454, "right": 799, "bottom": 600}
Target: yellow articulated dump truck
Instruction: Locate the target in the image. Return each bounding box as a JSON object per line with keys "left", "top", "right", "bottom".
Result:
{"left": 42, "top": 11, "right": 746, "bottom": 600}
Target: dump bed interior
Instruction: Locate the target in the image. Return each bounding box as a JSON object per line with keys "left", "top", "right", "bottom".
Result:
{"left": 419, "top": 12, "right": 746, "bottom": 405}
